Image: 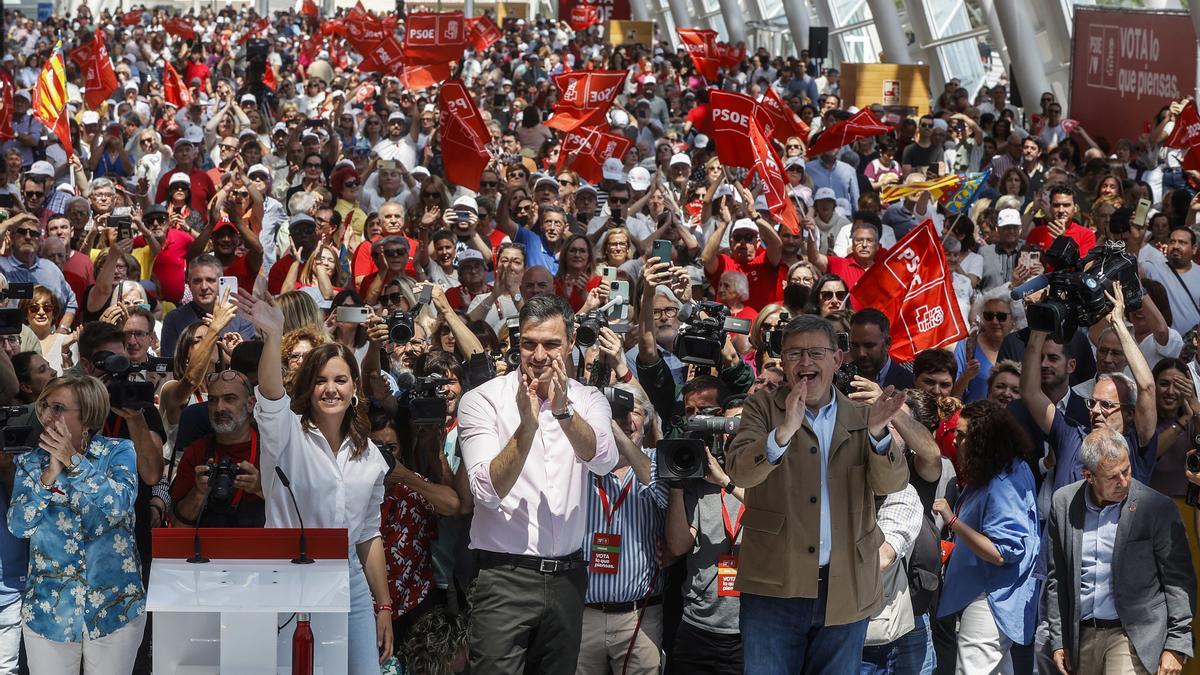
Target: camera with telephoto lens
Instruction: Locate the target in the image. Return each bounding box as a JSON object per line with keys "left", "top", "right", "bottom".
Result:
{"left": 1023, "top": 237, "right": 1142, "bottom": 342}
{"left": 407, "top": 375, "right": 451, "bottom": 425}
{"left": 658, "top": 408, "right": 742, "bottom": 480}
{"left": 207, "top": 457, "right": 244, "bottom": 506}
{"left": 504, "top": 317, "right": 522, "bottom": 371}
{"left": 575, "top": 310, "right": 630, "bottom": 349}
{"left": 0, "top": 405, "right": 40, "bottom": 454}
{"left": 764, "top": 312, "right": 790, "bottom": 358}
{"left": 388, "top": 286, "right": 432, "bottom": 343}
{"left": 673, "top": 301, "right": 753, "bottom": 368}
{"left": 0, "top": 283, "right": 34, "bottom": 336}
{"left": 93, "top": 351, "right": 171, "bottom": 409}
{"left": 600, "top": 386, "right": 635, "bottom": 418}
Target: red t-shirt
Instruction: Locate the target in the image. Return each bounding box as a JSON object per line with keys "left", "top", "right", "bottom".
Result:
{"left": 134, "top": 227, "right": 194, "bottom": 303}
{"left": 169, "top": 434, "right": 263, "bottom": 509}
{"left": 1025, "top": 221, "right": 1096, "bottom": 261}
{"left": 268, "top": 253, "right": 297, "bottom": 296}
{"left": 733, "top": 305, "right": 759, "bottom": 323}
{"left": 686, "top": 104, "right": 714, "bottom": 136}
{"left": 184, "top": 61, "right": 211, "bottom": 88}
{"left": 224, "top": 254, "right": 257, "bottom": 293}
{"left": 62, "top": 251, "right": 95, "bottom": 308}
{"left": 353, "top": 235, "right": 420, "bottom": 281}
{"left": 154, "top": 168, "right": 216, "bottom": 223}
{"left": 706, "top": 250, "right": 783, "bottom": 310}
{"left": 445, "top": 284, "right": 491, "bottom": 311}
{"left": 827, "top": 255, "right": 875, "bottom": 291}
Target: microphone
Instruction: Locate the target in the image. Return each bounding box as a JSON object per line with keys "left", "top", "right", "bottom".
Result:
{"left": 1009, "top": 274, "right": 1051, "bottom": 301}
{"left": 275, "top": 466, "right": 314, "bottom": 565}
{"left": 187, "top": 497, "right": 210, "bottom": 564}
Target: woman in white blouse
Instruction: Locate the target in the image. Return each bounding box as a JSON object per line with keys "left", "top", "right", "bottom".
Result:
{"left": 237, "top": 291, "right": 393, "bottom": 673}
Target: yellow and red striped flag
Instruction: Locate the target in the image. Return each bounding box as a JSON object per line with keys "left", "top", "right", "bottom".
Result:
{"left": 879, "top": 174, "right": 962, "bottom": 205}
{"left": 32, "top": 41, "right": 73, "bottom": 158}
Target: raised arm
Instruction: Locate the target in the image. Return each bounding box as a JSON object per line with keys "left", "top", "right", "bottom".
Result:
{"left": 1106, "top": 284, "right": 1156, "bottom": 446}
{"left": 1021, "top": 330, "right": 1056, "bottom": 434}
{"left": 235, "top": 290, "right": 286, "bottom": 401}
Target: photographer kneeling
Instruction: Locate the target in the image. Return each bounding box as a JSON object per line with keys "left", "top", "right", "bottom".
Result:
{"left": 170, "top": 371, "right": 263, "bottom": 527}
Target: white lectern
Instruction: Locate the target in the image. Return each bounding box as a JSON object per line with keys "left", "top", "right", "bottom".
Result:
{"left": 148, "top": 528, "right": 351, "bottom": 675}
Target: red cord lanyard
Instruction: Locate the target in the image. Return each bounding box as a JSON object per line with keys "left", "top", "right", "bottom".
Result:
{"left": 226, "top": 431, "right": 258, "bottom": 507}
{"left": 721, "top": 488, "right": 745, "bottom": 552}
{"left": 597, "top": 477, "right": 634, "bottom": 527}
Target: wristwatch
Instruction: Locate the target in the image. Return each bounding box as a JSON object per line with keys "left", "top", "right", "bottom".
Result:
{"left": 553, "top": 403, "right": 574, "bottom": 420}
{"left": 67, "top": 454, "right": 83, "bottom": 474}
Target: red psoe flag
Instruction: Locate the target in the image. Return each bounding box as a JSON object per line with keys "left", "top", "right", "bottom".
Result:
{"left": 162, "top": 17, "right": 198, "bottom": 40}
{"left": 568, "top": 5, "right": 599, "bottom": 31}
{"left": 677, "top": 28, "right": 721, "bottom": 81}
{"left": 400, "top": 62, "right": 453, "bottom": 91}
{"left": 301, "top": 0, "right": 319, "bottom": 18}
{"left": 438, "top": 80, "right": 492, "bottom": 191}
{"left": 32, "top": 41, "right": 72, "bottom": 157}
{"left": 121, "top": 8, "right": 145, "bottom": 25}
{"left": 555, "top": 125, "right": 633, "bottom": 184}
{"left": 466, "top": 16, "right": 503, "bottom": 52}
{"left": 404, "top": 12, "right": 467, "bottom": 65}
{"left": 546, "top": 69, "right": 626, "bottom": 133}
{"left": 68, "top": 29, "right": 119, "bottom": 109}
{"left": 1165, "top": 100, "right": 1200, "bottom": 150}
{"left": 238, "top": 17, "right": 271, "bottom": 45}
{"left": 748, "top": 120, "right": 799, "bottom": 234}
{"left": 0, "top": 68, "right": 14, "bottom": 141}
{"left": 263, "top": 65, "right": 278, "bottom": 91}
{"left": 708, "top": 89, "right": 760, "bottom": 168}
{"left": 850, "top": 220, "right": 967, "bottom": 361}
{"left": 758, "top": 87, "right": 809, "bottom": 144}
{"left": 806, "top": 108, "right": 889, "bottom": 156}
{"left": 162, "top": 60, "right": 192, "bottom": 108}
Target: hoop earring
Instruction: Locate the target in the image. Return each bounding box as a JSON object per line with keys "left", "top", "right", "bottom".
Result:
{"left": 351, "top": 395, "right": 359, "bottom": 408}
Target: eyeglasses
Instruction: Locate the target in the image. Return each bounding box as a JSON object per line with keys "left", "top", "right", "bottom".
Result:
{"left": 421, "top": 192, "right": 440, "bottom": 200}
{"left": 732, "top": 234, "right": 758, "bottom": 243}
{"left": 230, "top": 190, "right": 249, "bottom": 199}
{"left": 286, "top": 351, "right": 309, "bottom": 362}
{"left": 819, "top": 290, "right": 848, "bottom": 302}
{"left": 13, "top": 227, "right": 40, "bottom": 238}
{"left": 1083, "top": 397, "right": 1125, "bottom": 413}
{"left": 36, "top": 400, "right": 81, "bottom": 418}
{"left": 26, "top": 302, "right": 54, "bottom": 314}
{"left": 651, "top": 307, "right": 679, "bottom": 319}
{"left": 305, "top": 162, "right": 323, "bottom": 169}
{"left": 124, "top": 330, "right": 151, "bottom": 340}
{"left": 558, "top": 179, "right": 576, "bottom": 186}
{"left": 141, "top": 138, "right": 155, "bottom": 145}
{"left": 380, "top": 292, "right": 404, "bottom": 306}
{"left": 919, "top": 123, "right": 934, "bottom": 130}
{"left": 514, "top": 204, "right": 533, "bottom": 213}
{"left": 382, "top": 248, "right": 408, "bottom": 258}
{"left": 786, "top": 144, "right": 802, "bottom": 150}
{"left": 606, "top": 241, "right": 630, "bottom": 249}
{"left": 781, "top": 347, "right": 836, "bottom": 362}
{"left": 206, "top": 370, "right": 252, "bottom": 392}
{"left": 982, "top": 311, "right": 1009, "bottom": 322}
{"left": 23, "top": 190, "right": 44, "bottom": 198}
{"left": 609, "top": 197, "right": 630, "bottom": 205}
{"left": 509, "top": 172, "right": 528, "bottom": 180}
{"left": 220, "top": 144, "right": 238, "bottom": 151}
{"left": 367, "top": 120, "right": 381, "bottom": 126}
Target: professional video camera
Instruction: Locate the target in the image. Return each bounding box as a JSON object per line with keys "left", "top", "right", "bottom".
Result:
{"left": 1013, "top": 237, "right": 1142, "bottom": 342}
{"left": 599, "top": 386, "right": 634, "bottom": 417}
{"left": 764, "top": 311, "right": 790, "bottom": 358}
{"left": 658, "top": 409, "right": 742, "bottom": 480}
{"left": 207, "top": 457, "right": 244, "bottom": 506}
{"left": 407, "top": 374, "right": 451, "bottom": 425}
{"left": 1, "top": 405, "right": 40, "bottom": 454}
{"left": 503, "top": 317, "right": 521, "bottom": 371}
{"left": 673, "top": 301, "right": 752, "bottom": 368}
{"left": 388, "top": 286, "right": 432, "bottom": 343}
{"left": 92, "top": 351, "right": 171, "bottom": 409}
{"left": 0, "top": 283, "right": 34, "bottom": 336}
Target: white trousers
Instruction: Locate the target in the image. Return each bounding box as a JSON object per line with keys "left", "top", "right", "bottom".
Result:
{"left": 24, "top": 612, "right": 147, "bottom": 675}
{"left": 0, "top": 601, "right": 21, "bottom": 675}
{"left": 956, "top": 594, "right": 1013, "bottom": 675}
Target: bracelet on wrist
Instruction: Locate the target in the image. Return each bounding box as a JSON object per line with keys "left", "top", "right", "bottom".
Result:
{"left": 373, "top": 603, "right": 392, "bottom": 614}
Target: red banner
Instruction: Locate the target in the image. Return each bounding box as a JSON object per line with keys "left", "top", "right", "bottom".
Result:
{"left": 677, "top": 28, "right": 721, "bottom": 81}
{"left": 850, "top": 220, "right": 967, "bottom": 361}
{"left": 301, "top": 0, "right": 319, "bottom": 18}
{"left": 438, "top": 80, "right": 492, "bottom": 191}
{"left": 1165, "top": 100, "right": 1200, "bottom": 150}
{"left": 758, "top": 87, "right": 809, "bottom": 144}
{"left": 162, "top": 17, "right": 197, "bottom": 40}
{"left": 749, "top": 120, "right": 799, "bottom": 235}
{"left": 568, "top": 5, "right": 599, "bottom": 31}
{"left": 404, "top": 12, "right": 467, "bottom": 65}
{"left": 558, "top": 0, "right": 631, "bottom": 24}
{"left": 0, "top": 68, "right": 13, "bottom": 141}
{"left": 238, "top": 17, "right": 271, "bottom": 45}
{"left": 806, "top": 108, "right": 889, "bottom": 156}
{"left": 714, "top": 41, "right": 745, "bottom": 69}
{"left": 556, "top": 125, "right": 633, "bottom": 184}
{"left": 466, "top": 16, "right": 503, "bottom": 52}
{"left": 546, "top": 69, "right": 626, "bottom": 133}
{"left": 1070, "top": 7, "right": 1195, "bottom": 150}
{"left": 68, "top": 29, "right": 119, "bottom": 110}
{"left": 121, "top": 8, "right": 144, "bottom": 25}
{"left": 163, "top": 60, "right": 191, "bottom": 108}
{"left": 401, "top": 62, "right": 453, "bottom": 91}
{"left": 353, "top": 35, "right": 408, "bottom": 74}
{"left": 709, "top": 90, "right": 760, "bottom": 168}
{"left": 263, "top": 66, "right": 277, "bottom": 91}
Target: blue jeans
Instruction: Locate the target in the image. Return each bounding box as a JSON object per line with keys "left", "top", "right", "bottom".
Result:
{"left": 860, "top": 613, "right": 935, "bottom": 675}
{"left": 740, "top": 581, "right": 870, "bottom": 675}
{"left": 349, "top": 559, "right": 382, "bottom": 675}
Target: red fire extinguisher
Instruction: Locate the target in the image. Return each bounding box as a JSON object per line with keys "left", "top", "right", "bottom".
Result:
{"left": 292, "top": 613, "right": 313, "bottom": 675}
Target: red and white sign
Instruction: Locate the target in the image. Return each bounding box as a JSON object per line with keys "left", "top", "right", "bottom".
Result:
{"left": 559, "top": 0, "right": 631, "bottom": 26}
{"left": 568, "top": 5, "right": 600, "bottom": 31}
{"left": 757, "top": 87, "right": 809, "bottom": 145}
{"left": 466, "top": 16, "right": 503, "bottom": 52}
{"left": 547, "top": 70, "right": 627, "bottom": 132}
{"left": 68, "top": 29, "right": 119, "bottom": 109}
{"left": 404, "top": 12, "right": 467, "bottom": 64}
{"left": 438, "top": 80, "right": 492, "bottom": 191}
{"left": 709, "top": 90, "right": 760, "bottom": 168}
{"left": 677, "top": 28, "right": 721, "bottom": 81}
{"left": 556, "top": 125, "right": 633, "bottom": 184}
{"left": 0, "top": 68, "right": 14, "bottom": 141}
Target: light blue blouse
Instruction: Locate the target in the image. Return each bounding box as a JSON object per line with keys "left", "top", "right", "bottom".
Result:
{"left": 7, "top": 435, "right": 145, "bottom": 642}
{"left": 937, "top": 459, "right": 1040, "bottom": 645}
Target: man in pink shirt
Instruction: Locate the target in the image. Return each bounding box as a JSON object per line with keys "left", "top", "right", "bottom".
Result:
{"left": 457, "top": 294, "right": 617, "bottom": 674}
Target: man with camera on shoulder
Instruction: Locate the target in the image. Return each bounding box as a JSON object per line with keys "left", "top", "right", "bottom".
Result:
{"left": 170, "top": 370, "right": 264, "bottom": 528}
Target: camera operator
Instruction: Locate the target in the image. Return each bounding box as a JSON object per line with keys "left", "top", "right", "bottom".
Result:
{"left": 457, "top": 294, "right": 617, "bottom": 674}
{"left": 724, "top": 314, "right": 909, "bottom": 671}
{"left": 170, "top": 370, "right": 264, "bottom": 528}
{"left": 1022, "top": 282, "right": 1158, "bottom": 492}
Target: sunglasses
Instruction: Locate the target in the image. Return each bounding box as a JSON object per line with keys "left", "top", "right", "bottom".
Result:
{"left": 480, "top": 181, "right": 498, "bottom": 188}
{"left": 820, "top": 290, "right": 848, "bottom": 301}
{"left": 231, "top": 190, "right": 249, "bottom": 199}
{"left": 343, "top": 180, "right": 360, "bottom": 189}
{"left": 982, "top": 311, "right": 1009, "bottom": 322}
{"left": 609, "top": 197, "right": 629, "bottom": 205}
{"left": 558, "top": 179, "right": 576, "bottom": 186}
{"left": 26, "top": 302, "right": 54, "bottom": 313}
{"left": 23, "top": 190, "right": 44, "bottom": 198}
{"left": 221, "top": 144, "right": 238, "bottom": 151}
{"left": 305, "top": 162, "right": 323, "bottom": 169}
{"left": 382, "top": 248, "right": 408, "bottom": 258}
{"left": 380, "top": 292, "right": 404, "bottom": 305}
{"left": 786, "top": 144, "right": 802, "bottom": 150}
{"left": 13, "top": 227, "right": 40, "bottom": 238}
{"left": 421, "top": 192, "right": 440, "bottom": 199}
{"left": 731, "top": 234, "right": 758, "bottom": 243}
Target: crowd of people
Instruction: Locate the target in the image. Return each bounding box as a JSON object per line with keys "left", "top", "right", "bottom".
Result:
{"left": 1, "top": 3, "right": 1200, "bottom": 675}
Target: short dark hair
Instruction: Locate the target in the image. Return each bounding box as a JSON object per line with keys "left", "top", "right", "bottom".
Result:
{"left": 125, "top": 305, "right": 156, "bottom": 332}
{"left": 1048, "top": 185, "right": 1074, "bottom": 202}
{"left": 682, "top": 374, "right": 728, "bottom": 407}
{"left": 230, "top": 340, "right": 264, "bottom": 380}
{"left": 913, "top": 348, "right": 957, "bottom": 379}
{"left": 781, "top": 314, "right": 838, "bottom": 350}
{"left": 850, "top": 307, "right": 890, "bottom": 336}
{"left": 79, "top": 321, "right": 125, "bottom": 363}
{"left": 518, "top": 294, "right": 575, "bottom": 341}
{"left": 1169, "top": 225, "right": 1197, "bottom": 246}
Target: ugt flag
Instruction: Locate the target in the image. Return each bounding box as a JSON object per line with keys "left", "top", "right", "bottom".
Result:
{"left": 850, "top": 220, "right": 967, "bottom": 361}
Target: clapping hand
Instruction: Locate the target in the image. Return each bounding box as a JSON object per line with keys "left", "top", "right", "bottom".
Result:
{"left": 847, "top": 376, "right": 883, "bottom": 403}
{"left": 867, "top": 385, "right": 906, "bottom": 439}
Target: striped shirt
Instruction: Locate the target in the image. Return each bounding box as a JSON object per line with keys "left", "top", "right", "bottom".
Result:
{"left": 582, "top": 450, "right": 668, "bottom": 604}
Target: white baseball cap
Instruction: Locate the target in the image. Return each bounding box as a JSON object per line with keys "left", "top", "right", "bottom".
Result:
{"left": 628, "top": 166, "right": 651, "bottom": 192}
{"left": 27, "top": 161, "right": 55, "bottom": 178}
{"left": 453, "top": 195, "right": 478, "bottom": 211}
{"left": 731, "top": 218, "right": 758, "bottom": 235}
{"left": 601, "top": 158, "right": 625, "bottom": 181}
{"left": 184, "top": 126, "right": 205, "bottom": 145}
{"left": 457, "top": 249, "right": 486, "bottom": 265}
{"left": 81, "top": 110, "right": 100, "bottom": 125}
{"left": 693, "top": 134, "right": 710, "bottom": 150}
{"left": 998, "top": 208, "right": 1022, "bottom": 228}
{"left": 168, "top": 172, "right": 192, "bottom": 187}
{"left": 247, "top": 164, "right": 271, "bottom": 179}
{"left": 669, "top": 153, "right": 692, "bottom": 168}
{"left": 240, "top": 93, "right": 257, "bottom": 105}
{"left": 814, "top": 187, "right": 836, "bottom": 202}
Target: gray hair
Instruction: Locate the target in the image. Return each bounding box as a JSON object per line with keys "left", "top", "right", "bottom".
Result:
{"left": 971, "top": 288, "right": 1012, "bottom": 323}
{"left": 653, "top": 286, "right": 682, "bottom": 309}
{"left": 1096, "top": 372, "right": 1138, "bottom": 406}
{"left": 1080, "top": 427, "right": 1129, "bottom": 473}
{"left": 613, "top": 382, "right": 662, "bottom": 447}
{"left": 373, "top": 235, "right": 409, "bottom": 254}
{"left": 67, "top": 196, "right": 91, "bottom": 214}
{"left": 288, "top": 190, "right": 318, "bottom": 216}
{"left": 719, "top": 270, "right": 750, "bottom": 303}
{"left": 88, "top": 178, "right": 116, "bottom": 196}
{"left": 782, "top": 314, "right": 838, "bottom": 350}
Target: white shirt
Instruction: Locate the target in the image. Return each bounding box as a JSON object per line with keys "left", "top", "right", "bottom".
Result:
{"left": 253, "top": 388, "right": 388, "bottom": 547}
{"left": 457, "top": 370, "right": 618, "bottom": 557}
{"left": 1144, "top": 261, "right": 1200, "bottom": 334}
{"left": 831, "top": 222, "right": 897, "bottom": 257}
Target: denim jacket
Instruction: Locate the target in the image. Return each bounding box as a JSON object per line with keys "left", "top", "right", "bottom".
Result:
{"left": 7, "top": 435, "right": 145, "bottom": 641}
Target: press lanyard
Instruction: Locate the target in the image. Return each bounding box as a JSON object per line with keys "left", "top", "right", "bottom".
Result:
{"left": 597, "top": 477, "right": 633, "bottom": 526}
{"left": 721, "top": 488, "right": 744, "bottom": 551}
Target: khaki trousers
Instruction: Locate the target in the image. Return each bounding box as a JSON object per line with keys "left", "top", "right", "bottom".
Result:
{"left": 1076, "top": 625, "right": 1152, "bottom": 675}
{"left": 575, "top": 604, "right": 663, "bottom": 675}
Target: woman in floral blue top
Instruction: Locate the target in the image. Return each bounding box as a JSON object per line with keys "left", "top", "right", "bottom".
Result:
{"left": 7, "top": 374, "right": 145, "bottom": 674}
